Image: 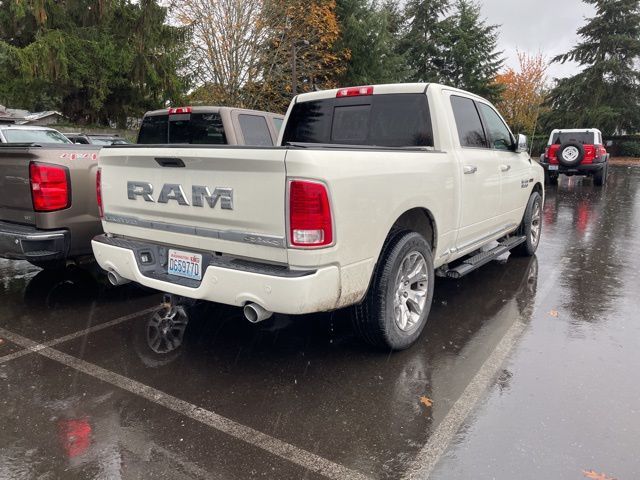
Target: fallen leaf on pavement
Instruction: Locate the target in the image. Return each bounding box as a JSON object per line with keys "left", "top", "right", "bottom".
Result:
{"left": 582, "top": 469, "right": 617, "bottom": 480}
{"left": 549, "top": 310, "right": 559, "bottom": 317}
{"left": 419, "top": 396, "right": 433, "bottom": 408}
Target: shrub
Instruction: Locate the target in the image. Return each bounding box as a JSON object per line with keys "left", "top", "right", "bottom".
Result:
{"left": 617, "top": 141, "right": 640, "bottom": 157}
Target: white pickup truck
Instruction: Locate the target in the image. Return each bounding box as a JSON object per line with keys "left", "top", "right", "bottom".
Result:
{"left": 92, "top": 83, "right": 544, "bottom": 351}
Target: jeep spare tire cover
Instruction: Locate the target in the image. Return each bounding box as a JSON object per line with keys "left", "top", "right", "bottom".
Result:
{"left": 557, "top": 142, "right": 585, "bottom": 167}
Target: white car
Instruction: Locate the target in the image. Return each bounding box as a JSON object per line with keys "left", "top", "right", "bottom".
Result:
{"left": 92, "top": 83, "right": 544, "bottom": 351}
{"left": 0, "top": 124, "right": 72, "bottom": 144}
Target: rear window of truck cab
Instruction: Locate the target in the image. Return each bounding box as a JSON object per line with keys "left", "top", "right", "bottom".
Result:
{"left": 282, "top": 93, "right": 434, "bottom": 147}
{"left": 138, "top": 112, "right": 227, "bottom": 145}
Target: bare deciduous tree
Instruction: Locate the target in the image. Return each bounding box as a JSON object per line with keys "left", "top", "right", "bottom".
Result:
{"left": 173, "top": 0, "right": 269, "bottom": 106}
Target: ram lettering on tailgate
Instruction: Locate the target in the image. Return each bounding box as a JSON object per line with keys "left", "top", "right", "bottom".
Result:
{"left": 127, "top": 181, "right": 234, "bottom": 210}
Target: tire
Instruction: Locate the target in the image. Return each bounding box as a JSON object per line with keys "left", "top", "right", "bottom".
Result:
{"left": 544, "top": 170, "right": 558, "bottom": 186}
{"left": 352, "top": 231, "right": 435, "bottom": 350}
{"left": 593, "top": 164, "right": 608, "bottom": 186}
{"left": 557, "top": 142, "right": 585, "bottom": 167}
{"left": 512, "top": 191, "right": 543, "bottom": 257}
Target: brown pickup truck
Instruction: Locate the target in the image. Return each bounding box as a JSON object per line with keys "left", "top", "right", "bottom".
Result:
{"left": 0, "top": 143, "right": 102, "bottom": 269}
{"left": 0, "top": 108, "right": 283, "bottom": 270}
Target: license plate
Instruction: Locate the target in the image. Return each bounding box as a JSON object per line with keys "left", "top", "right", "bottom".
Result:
{"left": 168, "top": 249, "right": 203, "bottom": 281}
{"left": 549, "top": 165, "right": 559, "bottom": 171}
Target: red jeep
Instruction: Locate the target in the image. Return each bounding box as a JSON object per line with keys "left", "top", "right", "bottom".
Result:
{"left": 539, "top": 129, "right": 609, "bottom": 186}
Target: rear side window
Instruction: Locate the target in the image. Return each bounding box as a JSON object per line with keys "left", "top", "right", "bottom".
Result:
{"left": 238, "top": 114, "right": 273, "bottom": 146}
{"left": 138, "top": 115, "right": 168, "bottom": 144}
{"left": 273, "top": 117, "right": 284, "bottom": 133}
{"left": 477, "top": 103, "right": 513, "bottom": 151}
{"left": 551, "top": 132, "right": 595, "bottom": 145}
{"left": 282, "top": 93, "right": 433, "bottom": 147}
{"left": 450, "top": 96, "right": 486, "bottom": 148}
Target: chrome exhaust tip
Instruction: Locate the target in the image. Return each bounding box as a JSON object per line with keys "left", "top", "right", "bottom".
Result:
{"left": 107, "top": 270, "right": 130, "bottom": 286}
{"left": 243, "top": 303, "right": 273, "bottom": 323}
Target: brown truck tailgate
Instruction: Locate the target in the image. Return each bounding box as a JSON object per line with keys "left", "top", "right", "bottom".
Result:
{"left": 0, "top": 146, "right": 39, "bottom": 225}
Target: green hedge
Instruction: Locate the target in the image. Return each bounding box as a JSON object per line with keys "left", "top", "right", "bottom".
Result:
{"left": 605, "top": 136, "right": 640, "bottom": 157}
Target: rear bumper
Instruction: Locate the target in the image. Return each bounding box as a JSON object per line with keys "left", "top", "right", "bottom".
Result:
{"left": 91, "top": 235, "right": 341, "bottom": 315}
{"left": 0, "top": 220, "right": 69, "bottom": 261}
{"left": 540, "top": 160, "right": 606, "bottom": 175}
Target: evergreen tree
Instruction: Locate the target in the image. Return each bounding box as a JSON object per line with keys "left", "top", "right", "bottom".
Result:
{"left": 335, "top": 0, "right": 407, "bottom": 85}
{"left": 0, "top": 0, "right": 188, "bottom": 126}
{"left": 544, "top": 0, "right": 640, "bottom": 135}
{"left": 439, "top": 0, "right": 503, "bottom": 101}
{"left": 401, "top": 0, "right": 451, "bottom": 82}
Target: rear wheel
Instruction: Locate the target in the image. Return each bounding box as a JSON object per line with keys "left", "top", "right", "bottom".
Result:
{"left": 352, "top": 231, "right": 434, "bottom": 350}
{"left": 512, "top": 191, "right": 542, "bottom": 257}
{"left": 593, "top": 164, "right": 608, "bottom": 186}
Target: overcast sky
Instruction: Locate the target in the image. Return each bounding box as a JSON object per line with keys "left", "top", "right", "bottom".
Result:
{"left": 478, "top": 0, "right": 596, "bottom": 81}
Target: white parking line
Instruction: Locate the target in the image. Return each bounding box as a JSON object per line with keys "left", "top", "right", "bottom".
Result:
{"left": 404, "top": 256, "right": 568, "bottom": 479}
{"left": 0, "top": 307, "right": 157, "bottom": 365}
{"left": 0, "top": 327, "right": 371, "bottom": 480}
{"left": 404, "top": 319, "right": 527, "bottom": 479}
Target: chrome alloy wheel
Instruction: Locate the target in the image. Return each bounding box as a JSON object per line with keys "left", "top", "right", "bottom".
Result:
{"left": 393, "top": 251, "right": 429, "bottom": 332}
{"left": 562, "top": 146, "right": 580, "bottom": 162}
{"left": 147, "top": 305, "right": 188, "bottom": 354}
{"left": 530, "top": 200, "right": 542, "bottom": 247}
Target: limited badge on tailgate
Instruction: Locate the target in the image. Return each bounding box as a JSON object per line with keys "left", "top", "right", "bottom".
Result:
{"left": 168, "top": 249, "right": 203, "bottom": 281}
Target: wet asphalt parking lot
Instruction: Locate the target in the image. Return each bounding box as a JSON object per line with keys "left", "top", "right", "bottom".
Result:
{"left": 1, "top": 164, "right": 639, "bottom": 480}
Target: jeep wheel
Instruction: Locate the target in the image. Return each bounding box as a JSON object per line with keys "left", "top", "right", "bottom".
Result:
{"left": 593, "top": 164, "right": 608, "bottom": 187}
{"left": 512, "top": 191, "right": 542, "bottom": 257}
{"left": 557, "top": 142, "right": 585, "bottom": 167}
{"left": 352, "top": 231, "right": 435, "bottom": 350}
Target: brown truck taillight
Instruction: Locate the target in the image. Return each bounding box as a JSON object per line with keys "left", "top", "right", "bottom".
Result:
{"left": 168, "top": 106, "right": 192, "bottom": 114}
{"left": 336, "top": 86, "right": 373, "bottom": 97}
{"left": 96, "top": 167, "right": 103, "bottom": 219}
{"left": 29, "top": 162, "right": 70, "bottom": 212}
{"left": 289, "top": 180, "right": 333, "bottom": 248}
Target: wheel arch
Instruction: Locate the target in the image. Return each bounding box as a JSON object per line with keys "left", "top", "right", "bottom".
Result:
{"left": 388, "top": 207, "right": 437, "bottom": 254}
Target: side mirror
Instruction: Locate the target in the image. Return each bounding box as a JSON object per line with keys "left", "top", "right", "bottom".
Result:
{"left": 516, "top": 134, "right": 528, "bottom": 153}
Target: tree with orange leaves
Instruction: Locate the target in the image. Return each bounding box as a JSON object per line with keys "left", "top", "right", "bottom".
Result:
{"left": 246, "top": 0, "right": 349, "bottom": 113}
{"left": 495, "top": 51, "right": 548, "bottom": 136}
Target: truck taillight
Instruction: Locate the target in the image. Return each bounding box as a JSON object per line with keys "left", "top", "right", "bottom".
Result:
{"left": 168, "top": 106, "right": 192, "bottom": 114}
{"left": 96, "top": 167, "right": 103, "bottom": 219}
{"left": 289, "top": 180, "right": 333, "bottom": 247}
{"left": 29, "top": 162, "right": 70, "bottom": 212}
{"left": 336, "top": 86, "right": 373, "bottom": 97}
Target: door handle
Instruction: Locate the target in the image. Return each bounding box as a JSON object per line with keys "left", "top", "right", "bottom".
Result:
{"left": 500, "top": 164, "right": 511, "bottom": 172}
{"left": 463, "top": 165, "right": 478, "bottom": 175}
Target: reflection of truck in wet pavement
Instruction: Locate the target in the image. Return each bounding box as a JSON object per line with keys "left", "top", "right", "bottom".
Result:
{"left": 93, "top": 83, "right": 545, "bottom": 351}
{"left": 0, "top": 108, "right": 284, "bottom": 270}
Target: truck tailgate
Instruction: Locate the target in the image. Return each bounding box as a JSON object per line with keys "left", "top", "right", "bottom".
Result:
{"left": 99, "top": 146, "right": 289, "bottom": 263}
{"left": 0, "top": 147, "right": 37, "bottom": 225}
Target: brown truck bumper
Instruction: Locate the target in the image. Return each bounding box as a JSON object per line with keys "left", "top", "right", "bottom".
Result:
{"left": 0, "top": 220, "right": 70, "bottom": 262}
